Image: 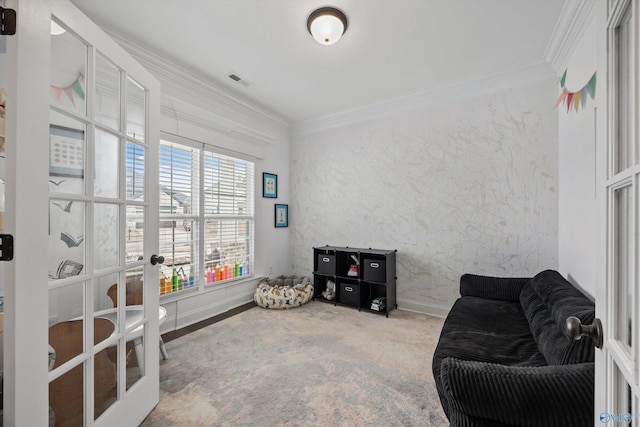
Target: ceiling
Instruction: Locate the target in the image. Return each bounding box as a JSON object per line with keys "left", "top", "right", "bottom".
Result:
{"left": 69, "top": 0, "right": 566, "bottom": 125}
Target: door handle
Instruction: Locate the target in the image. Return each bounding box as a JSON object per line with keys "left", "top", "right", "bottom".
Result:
{"left": 565, "top": 316, "right": 603, "bottom": 349}
{"left": 150, "top": 254, "right": 165, "bottom": 266}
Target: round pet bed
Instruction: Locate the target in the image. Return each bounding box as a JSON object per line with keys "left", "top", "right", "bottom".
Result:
{"left": 254, "top": 275, "right": 313, "bottom": 309}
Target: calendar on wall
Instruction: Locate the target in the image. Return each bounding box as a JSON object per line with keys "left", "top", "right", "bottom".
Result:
{"left": 49, "top": 124, "right": 84, "bottom": 178}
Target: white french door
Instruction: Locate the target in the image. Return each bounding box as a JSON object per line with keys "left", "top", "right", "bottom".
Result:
{"left": 597, "top": 0, "right": 640, "bottom": 422}
{"left": 3, "top": 0, "right": 160, "bottom": 425}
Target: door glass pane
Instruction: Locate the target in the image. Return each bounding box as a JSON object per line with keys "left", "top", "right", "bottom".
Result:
{"left": 48, "top": 282, "right": 85, "bottom": 424}
{"left": 49, "top": 111, "right": 86, "bottom": 195}
{"left": 609, "top": 364, "right": 633, "bottom": 423}
{"left": 126, "top": 205, "right": 144, "bottom": 263}
{"left": 614, "top": 185, "right": 632, "bottom": 349}
{"left": 49, "top": 281, "right": 85, "bottom": 329}
{"left": 93, "top": 319, "right": 117, "bottom": 420}
{"left": 95, "top": 346, "right": 117, "bottom": 420}
{"left": 50, "top": 18, "right": 87, "bottom": 116}
{"left": 126, "top": 142, "right": 145, "bottom": 201}
{"left": 96, "top": 272, "right": 119, "bottom": 312}
{"left": 125, "top": 266, "right": 144, "bottom": 307}
{"left": 49, "top": 200, "right": 86, "bottom": 280}
{"left": 124, "top": 265, "right": 144, "bottom": 389}
{"left": 94, "top": 203, "right": 119, "bottom": 271}
{"left": 95, "top": 52, "right": 121, "bottom": 130}
{"left": 126, "top": 77, "right": 145, "bottom": 142}
{"left": 126, "top": 323, "right": 144, "bottom": 390}
{"left": 615, "top": 4, "right": 633, "bottom": 173}
{"left": 49, "top": 363, "right": 84, "bottom": 425}
{"left": 94, "top": 129, "right": 119, "bottom": 198}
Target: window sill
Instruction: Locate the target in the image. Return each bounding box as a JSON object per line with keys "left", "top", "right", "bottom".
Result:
{"left": 159, "top": 274, "right": 264, "bottom": 303}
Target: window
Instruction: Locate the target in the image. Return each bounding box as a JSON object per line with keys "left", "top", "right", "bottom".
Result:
{"left": 159, "top": 139, "right": 254, "bottom": 294}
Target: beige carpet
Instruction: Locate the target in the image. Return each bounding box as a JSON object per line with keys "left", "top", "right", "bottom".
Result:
{"left": 141, "top": 301, "right": 447, "bottom": 427}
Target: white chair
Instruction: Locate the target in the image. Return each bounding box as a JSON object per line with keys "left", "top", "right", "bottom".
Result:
{"left": 107, "top": 282, "right": 169, "bottom": 367}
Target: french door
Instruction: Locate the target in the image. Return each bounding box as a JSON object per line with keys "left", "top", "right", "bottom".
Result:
{"left": 3, "top": 0, "right": 160, "bottom": 425}
{"left": 597, "top": 0, "right": 640, "bottom": 422}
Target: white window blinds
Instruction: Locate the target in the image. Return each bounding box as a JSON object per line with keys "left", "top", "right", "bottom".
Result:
{"left": 158, "top": 139, "right": 254, "bottom": 294}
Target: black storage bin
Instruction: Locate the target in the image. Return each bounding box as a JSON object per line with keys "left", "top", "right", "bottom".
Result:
{"left": 317, "top": 254, "right": 335, "bottom": 274}
{"left": 363, "top": 259, "right": 386, "bottom": 282}
{"left": 338, "top": 282, "right": 359, "bottom": 307}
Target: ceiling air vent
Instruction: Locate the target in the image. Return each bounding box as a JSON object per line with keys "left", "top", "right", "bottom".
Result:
{"left": 228, "top": 72, "right": 251, "bottom": 87}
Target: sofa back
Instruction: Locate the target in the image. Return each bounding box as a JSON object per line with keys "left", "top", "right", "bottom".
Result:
{"left": 519, "top": 270, "right": 595, "bottom": 365}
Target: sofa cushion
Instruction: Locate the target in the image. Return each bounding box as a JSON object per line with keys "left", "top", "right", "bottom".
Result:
{"left": 519, "top": 270, "right": 595, "bottom": 365}
{"left": 433, "top": 296, "right": 547, "bottom": 418}
{"left": 434, "top": 296, "right": 547, "bottom": 368}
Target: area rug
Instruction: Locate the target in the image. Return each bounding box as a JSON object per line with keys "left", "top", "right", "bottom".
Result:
{"left": 141, "top": 301, "right": 447, "bottom": 427}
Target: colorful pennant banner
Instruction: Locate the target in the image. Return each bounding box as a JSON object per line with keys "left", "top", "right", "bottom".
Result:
{"left": 553, "top": 69, "right": 596, "bottom": 113}
{"left": 51, "top": 74, "right": 85, "bottom": 107}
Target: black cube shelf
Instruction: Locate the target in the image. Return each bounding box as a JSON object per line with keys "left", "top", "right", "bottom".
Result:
{"left": 312, "top": 245, "right": 397, "bottom": 317}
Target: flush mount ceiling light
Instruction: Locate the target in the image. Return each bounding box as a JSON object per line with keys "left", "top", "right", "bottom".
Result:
{"left": 307, "top": 7, "right": 348, "bottom": 46}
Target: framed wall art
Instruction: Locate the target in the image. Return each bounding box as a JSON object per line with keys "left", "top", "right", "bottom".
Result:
{"left": 263, "top": 172, "right": 277, "bottom": 198}
{"left": 50, "top": 124, "right": 85, "bottom": 178}
{"left": 275, "top": 204, "right": 288, "bottom": 228}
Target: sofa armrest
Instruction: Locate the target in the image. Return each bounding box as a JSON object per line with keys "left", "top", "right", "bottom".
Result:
{"left": 459, "top": 274, "right": 530, "bottom": 302}
{"left": 440, "top": 358, "right": 593, "bottom": 426}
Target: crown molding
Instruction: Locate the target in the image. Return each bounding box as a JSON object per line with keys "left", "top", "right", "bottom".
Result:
{"left": 291, "top": 60, "right": 556, "bottom": 137}
{"left": 159, "top": 102, "right": 272, "bottom": 148}
{"left": 544, "top": 0, "right": 597, "bottom": 75}
{"left": 104, "top": 30, "right": 290, "bottom": 137}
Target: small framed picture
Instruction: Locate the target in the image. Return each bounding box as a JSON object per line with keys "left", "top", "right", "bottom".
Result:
{"left": 275, "top": 204, "right": 288, "bottom": 228}
{"left": 49, "top": 124, "right": 85, "bottom": 178}
{"left": 263, "top": 172, "right": 278, "bottom": 198}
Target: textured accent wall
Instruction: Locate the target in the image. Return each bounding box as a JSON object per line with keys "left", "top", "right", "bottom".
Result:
{"left": 290, "top": 80, "right": 559, "bottom": 314}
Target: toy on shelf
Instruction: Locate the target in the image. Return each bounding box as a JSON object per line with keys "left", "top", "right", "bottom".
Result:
{"left": 322, "top": 280, "right": 336, "bottom": 300}
{"left": 347, "top": 254, "right": 359, "bottom": 277}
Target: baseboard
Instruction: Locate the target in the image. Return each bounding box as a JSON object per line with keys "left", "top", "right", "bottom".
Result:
{"left": 397, "top": 298, "right": 450, "bottom": 318}
{"left": 162, "top": 301, "right": 256, "bottom": 343}
{"left": 176, "top": 295, "right": 254, "bottom": 330}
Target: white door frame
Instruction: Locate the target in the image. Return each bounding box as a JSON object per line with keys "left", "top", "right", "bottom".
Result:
{"left": 3, "top": 0, "right": 160, "bottom": 424}
{"left": 595, "top": 0, "right": 639, "bottom": 421}
{"left": 4, "top": 0, "right": 52, "bottom": 424}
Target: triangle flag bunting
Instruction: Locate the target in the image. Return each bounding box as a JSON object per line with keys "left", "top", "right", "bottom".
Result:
{"left": 553, "top": 69, "right": 596, "bottom": 113}
{"left": 51, "top": 74, "right": 85, "bottom": 107}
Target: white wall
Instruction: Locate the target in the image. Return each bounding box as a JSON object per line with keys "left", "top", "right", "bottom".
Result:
{"left": 290, "top": 78, "right": 559, "bottom": 315}
{"left": 556, "top": 14, "right": 598, "bottom": 298}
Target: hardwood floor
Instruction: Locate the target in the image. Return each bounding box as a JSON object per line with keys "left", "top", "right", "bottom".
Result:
{"left": 161, "top": 302, "right": 256, "bottom": 343}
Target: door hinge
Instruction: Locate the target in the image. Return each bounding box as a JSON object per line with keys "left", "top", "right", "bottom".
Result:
{"left": 0, "top": 234, "right": 14, "bottom": 261}
{"left": 0, "top": 6, "right": 16, "bottom": 36}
